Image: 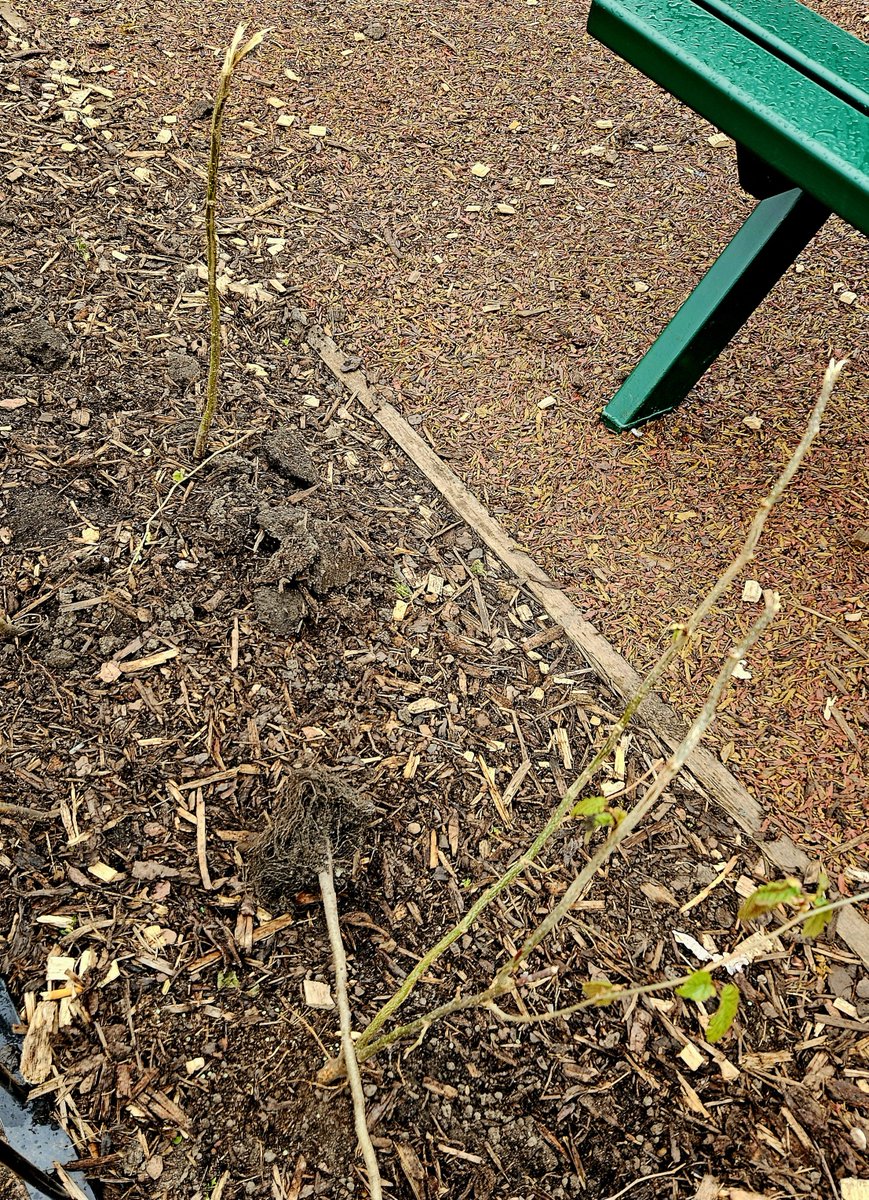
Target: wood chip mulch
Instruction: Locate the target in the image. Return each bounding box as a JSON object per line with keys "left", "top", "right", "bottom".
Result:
{"left": 0, "top": 4, "right": 867, "bottom": 1200}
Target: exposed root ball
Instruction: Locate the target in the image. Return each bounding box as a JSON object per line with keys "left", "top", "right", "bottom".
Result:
{"left": 247, "top": 768, "right": 374, "bottom": 900}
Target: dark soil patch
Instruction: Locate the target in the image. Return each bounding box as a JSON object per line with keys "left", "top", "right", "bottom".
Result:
{"left": 0, "top": 317, "right": 70, "bottom": 374}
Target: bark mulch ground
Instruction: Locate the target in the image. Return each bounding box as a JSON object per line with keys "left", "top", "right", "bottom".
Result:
{"left": 0, "top": 3, "right": 867, "bottom": 1200}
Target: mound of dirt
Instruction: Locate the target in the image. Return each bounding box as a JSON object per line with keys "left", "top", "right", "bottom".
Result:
{"left": 0, "top": 317, "right": 70, "bottom": 372}
{"left": 262, "top": 427, "right": 319, "bottom": 486}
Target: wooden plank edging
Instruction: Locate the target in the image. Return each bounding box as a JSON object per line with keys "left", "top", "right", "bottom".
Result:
{"left": 309, "top": 325, "right": 869, "bottom": 967}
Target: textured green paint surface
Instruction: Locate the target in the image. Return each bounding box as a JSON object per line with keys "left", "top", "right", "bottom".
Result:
{"left": 600, "top": 190, "right": 829, "bottom": 430}
{"left": 697, "top": 0, "right": 869, "bottom": 115}
{"left": 588, "top": 0, "right": 867, "bottom": 430}
{"left": 587, "top": 0, "right": 869, "bottom": 234}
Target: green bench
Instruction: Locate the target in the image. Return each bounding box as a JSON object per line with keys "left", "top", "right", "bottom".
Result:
{"left": 587, "top": 0, "right": 869, "bottom": 431}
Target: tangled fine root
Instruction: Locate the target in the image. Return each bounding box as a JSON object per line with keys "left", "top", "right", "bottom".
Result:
{"left": 247, "top": 767, "right": 374, "bottom": 901}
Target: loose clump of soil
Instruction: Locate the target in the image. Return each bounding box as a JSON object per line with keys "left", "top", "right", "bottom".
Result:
{"left": 183, "top": 443, "right": 363, "bottom": 632}
{"left": 262, "top": 428, "right": 319, "bottom": 487}
{"left": 0, "top": 316, "right": 70, "bottom": 373}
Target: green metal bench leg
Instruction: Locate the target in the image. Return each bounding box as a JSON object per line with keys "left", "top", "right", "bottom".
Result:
{"left": 601, "top": 187, "right": 830, "bottom": 432}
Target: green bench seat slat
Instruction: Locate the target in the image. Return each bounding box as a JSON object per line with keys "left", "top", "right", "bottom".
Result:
{"left": 696, "top": 0, "right": 869, "bottom": 116}
{"left": 587, "top": 0, "right": 869, "bottom": 236}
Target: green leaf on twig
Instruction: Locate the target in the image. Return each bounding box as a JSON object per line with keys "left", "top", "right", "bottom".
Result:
{"left": 706, "top": 983, "right": 740, "bottom": 1043}
{"left": 676, "top": 969, "right": 715, "bottom": 1003}
{"left": 738, "top": 878, "right": 802, "bottom": 922}
{"left": 571, "top": 794, "right": 608, "bottom": 819}
{"left": 582, "top": 980, "right": 622, "bottom": 1006}
{"left": 802, "top": 905, "right": 834, "bottom": 939}
{"left": 802, "top": 870, "right": 833, "bottom": 939}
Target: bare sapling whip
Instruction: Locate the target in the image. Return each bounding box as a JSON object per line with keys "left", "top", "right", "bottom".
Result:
{"left": 316, "top": 357, "right": 848, "bottom": 1077}
{"left": 194, "top": 23, "right": 267, "bottom": 461}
